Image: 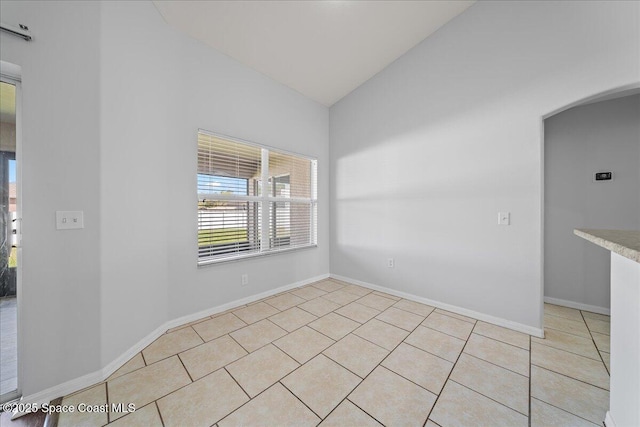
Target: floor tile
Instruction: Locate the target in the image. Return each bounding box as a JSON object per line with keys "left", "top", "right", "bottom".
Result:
{"left": 233, "top": 302, "right": 280, "bottom": 324}
{"left": 544, "top": 304, "right": 583, "bottom": 322}
{"left": 464, "top": 333, "right": 529, "bottom": 376}
{"left": 226, "top": 344, "right": 299, "bottom": 397}
{"left": 142, "top": 327, "right": 203, "bottom": 364}
{"left": 219, "top": 383, "right": 320, "bottom": 427}
{"left": 353, "top": 318, "right": 408, "bottom": 351}
{"left": 349, "top": 366, "right": 436, "bottom": 427}
{"left": 531, "top": 342, "right": 609, "bottom": 390}
{"left": 392, "top": 299, "right": 435, "bottom": 317}
{"left": 450, "top": 354, "right": 529, "bottom": 415}
{"left": 265, "top": 293, "right": 307, "bottom": 311}
{"left": 312, "top": 280, "right": 345, "bottom": 293}
{"left": 581, "top": 311, "right": 610, "bottom": 323}
{"left": 290, "top": 286, "right": 328, "bottom": 300}
{"left": 108, "top": 353, "right": 145, "bottom": 381}
{"left": 166, "top": 316, "right": 211, "bottom": 334}
{"left": 544, "top": 313, "right": 590, "bottom": 338}
{"left": 423, "top": 312, "right": 474, "bottom": 340}
{"left": 108, "top": 356, "right": 191, "bottom": 421}
{"left": 591, "top": 332, "right": 610, "bottom": 353}
{"left": 530, "top": 398, "right": 600, "bottom": 427}
{"left": 274, "top": 326, "right": 335, "bottom": 364}
{"left": 376, "top": 307, "right": 425, "bottom": 331}
{"left": 192, "top": 313, "right": 247, "bottom": 342}
{"left": 308, "top": 312, "right": 360, "bottom": 340}
{"left": 356, "top": 293, "right": 397, "bottom": 311}
{"left": 373, "top": 291, "right": 401, "bottom": 301}
{"left": 230, "top": 319, "right": 287, "bottom": 352}
{"left": 336, "top": 302, "right": 380, "bottom": 323}
{"left": 269, "top": 307, "right": 318, "bottom": 332}
{"left": 106, "top": 403, "right": 163, "bottom": 427}
{"left": 405, "top": 325, "right": 465, "bottom": 362}
{"left": 340, "top": 284, "right": 372, "bottom": 297}
{"left": 298, "top": 297, "right": 341, "bottom": 317}
{"left": 58, "top": 384, "right": 107, "bottom": 427}
{"left": 430, "top": 380, "right": 527, "bottom": 427}
{"left": 322, "top": 290, "right": 362, "bottom": 306}
{"left": 601, "top": 352, "right": 610, "bottom": 372}
{"left": 425, "top": 420, "right": 440, "bottom": 427}
{"left": 532, "top": 328, "right": 600, "bottom": 359}
{"left": 584, "top": 317, "right": 610, "bottom": 335}
{"left": 319, "top": 400, "right": 382, "bottom": 427}
{"left": 531, "top": 365, "right": 609, "bottom": 425}
{"left": 473, "top": 321, "right": 530, "bottom": 350}
{"left": 157, "top": 368, "right": 248, "bottom": 427}
{"left": 323, "top": 333, "right": 389, "bottom": 378}
{"left": 179, "top": 334, "right": 247, "bottom": 380}
{"left": 382, "top": 343, "right": 453, "bottom": 394}
{"left": 434, "top": 308, "right": 477, "bottom": 324}
{"left": 282, "top": 354, "right": 361, "bottom": 418}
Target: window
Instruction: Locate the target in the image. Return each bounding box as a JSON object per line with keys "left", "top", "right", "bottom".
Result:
{"left": 197, "top": 130, "right": 317, "bottom": 264}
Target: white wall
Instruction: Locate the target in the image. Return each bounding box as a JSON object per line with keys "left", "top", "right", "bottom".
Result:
{"left": 329, "top": 1, "right": 639, "bottom": 330}
{"left": 545, "top": 94, "right": 640, "bottom": 311}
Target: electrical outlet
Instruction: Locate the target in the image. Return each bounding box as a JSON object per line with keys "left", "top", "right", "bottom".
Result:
{"left": 387, "top": 258, "right": 395, "bottom": 268}
{"left": 498, "top": 212, "right": 510, "bottom": 226}
{"left": 56, "top": 211, "right": 84, "bottom": 230}
{"left": 241, "top": 274, "right": 249, "bottom": 286}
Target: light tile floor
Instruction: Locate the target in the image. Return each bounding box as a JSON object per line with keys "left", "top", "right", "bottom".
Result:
{"left": 0, "top": 297, "right": 17, "bottom": 397}
{"left": 57, "top": 279, "right": 610, "bottom": 427}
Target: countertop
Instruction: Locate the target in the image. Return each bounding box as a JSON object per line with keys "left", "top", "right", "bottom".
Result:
{"left": 574, "top": 229, "right": 640, "bottom": 263}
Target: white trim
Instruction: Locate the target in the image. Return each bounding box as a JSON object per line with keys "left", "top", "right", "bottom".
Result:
{"left": 544, "top": 296, "right": 610, "bottom": 316}
{"left": 605, "top": 411, "right": 616, "bottom": 427}
{"left": 331, "top": 274, "right": 545, "bottom": 338}
{"left": 13, "top": 273, "right": 329, "bottom": 419}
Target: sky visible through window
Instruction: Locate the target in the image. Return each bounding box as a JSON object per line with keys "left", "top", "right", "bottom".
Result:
{"left": 9, "top": 160, "right": 16, "bottom": 183}
{"left": 197, "top": 174, "right": 247, "bottom": 195}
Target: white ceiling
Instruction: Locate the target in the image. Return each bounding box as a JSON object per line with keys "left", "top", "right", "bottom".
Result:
{"left": 153, "top": 1, "right": 474, "bottom": 106}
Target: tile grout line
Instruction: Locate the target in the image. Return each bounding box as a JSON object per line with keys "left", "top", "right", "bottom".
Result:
{"left": 223, "top": 366, "right": 252, "bottom": 401}
{"left": 529, "top": 360, "right": 610, "bottom": 392}
{"left": 461, "top": 351, "right": 530, "bottom": 379}
{"left": 154, "top": 401, "right": 166, "bottom": 427}
{"left": 530, "top": 396, "right": 603, "bottom": 427}
{"left": 278, "top": 380, "right": 325, "bottom": 421}
{"left": 532, "top": 337, "right": 604, "bottom": 361}
{"left": 449, "top": 379, "right": 529, "bottom": 418}
{"left": 581, "top": 310, "right": 611, "bottom": 376}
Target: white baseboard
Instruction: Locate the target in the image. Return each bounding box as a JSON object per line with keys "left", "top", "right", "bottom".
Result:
{"left": 331, "top": 274, "right": 545, "bottom": 338}
{"left": 544, "top": 296, "right": 610, "bottom": 315}
{"left": 14, "top": 273, "right": 330, "bottom": 419}
{"left": 604, "top": 411, "right": 616, "bottom": 427}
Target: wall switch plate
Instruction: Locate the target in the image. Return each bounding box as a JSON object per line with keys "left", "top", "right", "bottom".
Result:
{"left": 56, "top": 211, "right": 84, "bottom": 230}
{"left": 498, "top": 212, "right": 510, "bottom": 226}
{"left": 387, "top": 258, "right": 395, "bottom": 268}
{"left": 241, "top": 274, "right": 249, "bottom": 286}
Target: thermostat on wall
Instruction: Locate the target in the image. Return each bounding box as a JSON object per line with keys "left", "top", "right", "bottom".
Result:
{"left": 594, "top": 172, "right": 612, "bottom": 181}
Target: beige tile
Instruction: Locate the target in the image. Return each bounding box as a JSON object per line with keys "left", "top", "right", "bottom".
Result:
{"left": 230, "top": 319, "right": 287, "bottom": 353}
{"left": 450, "top": 354, "right": 528, "bottom": 415}
{"left": 192, "top": 313, "right": 247, "bottom": 342}
{"left": 312, "top": 280, "right": 345, "bottom": 292}
{"left": 282, "top": 354, "right": 361, "bottom": 418}
{"left": 166, "top": 316, "right": 211, "bottom": 334}
{"left": 356, "top": 293, "right": 397, "bottom": 311}
{"left": 430, "top": 381, "right": 527, "bottom": 427}
{"left": 319, "top": 400, "right": 382, "bottom": 427}
{"left": 323, "top": 334, "right": 389, "bottom": 378}
{"left": 376, "top": 307, "right": 425, "bottom": 331}
{"left": 464, "top": 333, "right": 529, "bottom": 376}
{"left": 157, "top": 368, "right": 248, "bottom": 427}
{"left": 544, "top": 303, "right": 584, "bottom": 322}
{"left": 265, "top": 293, "right": 307, "bottom": 311}
{"left": 274, "top": 326, "right": 334, "bottom": 364}
{"left": 423, "top": 312, "right": 474, "bottom": 340}
{"left": 373, "top": 290, "right": 401, "bottom": 301}
{"left": 322, "top": 290, "right": 362, "bottom": 306}
{"left": 106, "top": 403, "right": 163, "bottom": 427}
{"left": 601, "top": 352, "right": 610, "bottom": 372}
{"left": 308, "top": 312, "right": 360, "bottom": 340}
{"left": 226, "top": 344, "right": 298, "bottom": 397}
{"left": 336, "top": 302, "right": 380, "bottom": 323}
{"left": 340, "top": 284, "right": 372, "bottom": 297}
{"left": 179, "top": 334, "right": 247, "bottom": 380}
{"left": 392, "top": 299, "right": 435, "bottom": 317}
{"left": 108, "top": 353, "right": 145, "bottom": 381}
{"left": 531, "top": 342, "right": 609, "bottom": 390}
{"left": 473, "top": 321, "right": 530, "bottom": 350}
{"left": 585, "top": 317, "right": 610, "bottom": 335}
{"left": 581, "top": 311, "right": 610, "bottom": 323}
{"left": 233, "top": 302, "right": 280, "bottom": 324}
{"left": 382, "top": 343, "right": 453, "bottom": 394}
{"left": 269, "top": 307, "right": 317, "bottom": 332}
{"left": 425, "top": 421, "right": 440, "bottom": 427}
{"left": 405, "top": 325, "right": 465, "bottom": 362}
{"left": 531, "top": 398, "right": 600, "bottom": 427}
{"left": 544, "top": 313, "right": 590, "bottom": 338}
{"left": 592, "top": 332, "right": 610, "bottom": 353}
{"left": 353, "top": 318, "right": 408, "bottom": 351}
{"left": 349, "top": 366, "right": 436, "bottom": 427}
{"left": 58, "top": 384, "right": 107, "bottom": 427}
{"left": 108, "top": 356, "right": 191, "bottom": 420}
{"left": 219, "top": 383, "right": 319, "bottom": 427}
{"left": 298, "top": 297, "right": 341, "bottom": 317}
{"left": 142, "top": 327, "right": 203, "bottom": 364}
{"left": 434, "top": 308, "right": 477, "bottom": 324}
{"left": 532, "top": 328, "right": 600, "bottom": 360}
{"left": 290, "top": 286, "right": 328, "bottom": 300}
{"left": 531, "top": 365, "right": 609, "bottom": 425}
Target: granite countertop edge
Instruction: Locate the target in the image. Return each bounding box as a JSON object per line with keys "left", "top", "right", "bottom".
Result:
{"left": 574, "top": 229, "right": 640, "bottom": 264}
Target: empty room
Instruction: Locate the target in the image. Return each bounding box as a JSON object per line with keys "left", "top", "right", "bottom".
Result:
{"left": 0, "top": 1, "right": 638, "bottom": 426}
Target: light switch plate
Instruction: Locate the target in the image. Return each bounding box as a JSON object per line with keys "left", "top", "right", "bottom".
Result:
{"left": 498, "top": 212, "right": 510, "bottom": 226}
{"left": 56, "top": 211, "right": 84, "bottom": 230}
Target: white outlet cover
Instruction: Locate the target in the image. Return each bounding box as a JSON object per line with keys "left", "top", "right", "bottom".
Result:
{"left": 56, "top": 211, "right": 84, "bottom": 230}
{"left": 498, "top": 212, "right": 510, "bottom": 226}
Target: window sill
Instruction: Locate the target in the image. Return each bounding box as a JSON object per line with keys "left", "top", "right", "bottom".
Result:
{"left": 197, "top": 244, "right": 318, "bottom": 267}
